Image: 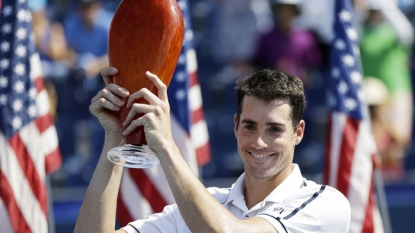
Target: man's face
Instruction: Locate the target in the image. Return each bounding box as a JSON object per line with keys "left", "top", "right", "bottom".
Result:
{"left": 234, "top": 96, "right": 304, "bottom": 180}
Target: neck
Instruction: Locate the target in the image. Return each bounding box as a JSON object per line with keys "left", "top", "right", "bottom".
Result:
{"left": 244, "top": 165, "right": 292, "bottom": 209}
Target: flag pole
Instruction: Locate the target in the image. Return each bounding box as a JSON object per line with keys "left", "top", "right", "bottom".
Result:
{"left": 374, "top": 166, "right": 393, "bottom": 233}
{"left": 46, "top": 175, "right": 57, "bottom": 233}
{"left": 352, "top": 0, "right": 393, "bottom": 230}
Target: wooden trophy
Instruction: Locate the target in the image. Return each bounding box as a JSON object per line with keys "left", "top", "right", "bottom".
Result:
{"left": 107, "top": 0, "right": 184, "bottom": 168}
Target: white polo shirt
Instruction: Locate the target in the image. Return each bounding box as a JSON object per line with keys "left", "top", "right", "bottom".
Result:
{"left": 122, "top": 164, "right": 351, "bottom": 233}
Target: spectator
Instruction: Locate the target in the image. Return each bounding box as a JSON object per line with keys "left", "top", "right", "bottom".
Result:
{"left": 251, "top": 0, "right": 323, "bottom": 88}
{"left": 359, "top": 0, "right": 414, "bottom": 182}
{"left": 62, "top": 0, "right": 112, "bottom": 80}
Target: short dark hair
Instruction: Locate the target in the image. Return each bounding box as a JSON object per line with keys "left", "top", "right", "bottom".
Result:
{"left": 235, "top": 69, "right": 306, "bottom": 129}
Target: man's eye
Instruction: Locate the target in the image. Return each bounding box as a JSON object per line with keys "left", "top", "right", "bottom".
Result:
{"left": 270, "top": 127, "right": 282, "bottom": 133}
{"left": 245, "top": 125, "right": 255, "bottom": 130}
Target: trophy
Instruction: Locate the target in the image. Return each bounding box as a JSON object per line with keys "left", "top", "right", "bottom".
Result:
{"left": 107, "top": 0, "right": 184, "bottom": 168}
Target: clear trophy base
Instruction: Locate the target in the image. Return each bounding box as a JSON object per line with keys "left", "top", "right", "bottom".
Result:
{"left": 107, "top": 144, "right": 160, "bottom": 168}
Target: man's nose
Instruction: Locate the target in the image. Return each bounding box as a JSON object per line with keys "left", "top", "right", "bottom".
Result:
{"left": 252, "top": 132, "right": 267, "bottom": 149}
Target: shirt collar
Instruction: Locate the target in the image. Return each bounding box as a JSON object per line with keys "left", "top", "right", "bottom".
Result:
{"left": 223, "top": 172, "right": 246, "bottom": 207}
{"left": 224, "top": 164, "right": 305, "bottom": 207}
{"left": 264, "top": 164, "right": 305, "bottom": 203}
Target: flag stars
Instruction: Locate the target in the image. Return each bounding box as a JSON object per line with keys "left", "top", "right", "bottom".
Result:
{"left": 13, "top": 99, "right": 23, "bottom": 112}
{"left": 28, "top": 105, "right": 37, "bottom": 117}
{"left": 346, "top": 28, "right": 358, "bottom": 41}
{"left": 342, "top": 54, "right": 355, "bottom": 67}
{"left": 29, "top": 87, "right": 37, "bottom": 98}
{"left": 175, "top": 89, "right": 186, "bottom": 100}
{"left": 2, "top": 5, "right": 13, "bottom": 17}
{"left": 357, "top": 89, "right": 365, "bottom": 101}
{"left": 0, "top": 94, "right": 7, "bottom": 105}
{"left": 0, "top": 76, "right": 8, "bottom": 87}
{"left": 178, "top": 0, "right": 187, "bottom": 11}
{"left": 0, "top": 58, "right": 10, "bottom": 69}
{"left": 17, "top": 9, "right": 31, "bottom": 22}
{"left": 339, "top": 10, "right": 351, "bottom": 22}
{"left": 332, "top": 67, "right": 340, "bottom": 78}
{"left": 344, "top": 98, "right": 357, "bottom": 110}
{"left": 351, "top": 71, "right": 362, "bottom": 84}
{"left": 338, "top": 80, "right": 348, "bottom": 94}
{"left": 335, "top": 39, "right": 346, "bottom": 50}
{"left": 176, "top": 71, "right": 187, "bottom": 82}
{"left": 178, "top": 54, "right": 186, "bottom": 64}
{"left": 14, "top": 80, "right": 25, "bottom": 93}
{"left": 353, "top": 45, "right": 360, "bottom": 56}
{"left": 1, "top": 41, "right": 10, "bottom": 52}
{"left": 185, "top": 30, "right": 194, "bottom": 42}
{"left": 14, "top": 63, "right": 26, "bottom": 76}
{"left": 2, "top": 23, "right": 12, "bottom": 34}
{"left": 15, "top": 27, "right": 28, "bottom": 40}
{"left": 11, "top": 116, "right": 22, "bottom": 130}
{"left": 15, "top": 45, "right": 27, "bottom": 58}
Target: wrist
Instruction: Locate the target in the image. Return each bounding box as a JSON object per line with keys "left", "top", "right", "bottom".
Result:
{"left": 104, "top": 133, "right": 124, "bottom": 147}
{"left": 152, "top": 140, "right": 180, "bottom": 161}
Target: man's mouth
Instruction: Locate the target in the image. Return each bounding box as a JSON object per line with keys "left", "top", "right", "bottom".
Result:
{"left": 248, "top": 151, "right": 275, "bottom": 159}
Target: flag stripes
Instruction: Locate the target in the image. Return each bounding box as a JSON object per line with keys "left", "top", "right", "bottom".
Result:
{"left": 324, "top": 0, "right": 384, "bottom": 232}
{"left": 0, "top": 0, "right": 62, "bottom": 232}
{"left": 0, "top": 171, "right": 32, "bottom": 233}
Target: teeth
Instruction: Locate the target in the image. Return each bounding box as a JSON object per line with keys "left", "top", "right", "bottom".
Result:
{"left": 250, "top": 153, "right": 270, "bottom": 159}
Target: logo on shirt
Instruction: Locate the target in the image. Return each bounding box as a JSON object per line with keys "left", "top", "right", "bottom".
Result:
{"left": 274, "top": 206, "right": 285, "bottom": 214}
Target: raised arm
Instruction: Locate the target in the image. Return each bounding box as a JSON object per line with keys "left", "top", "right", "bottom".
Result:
{"left": 74, "top": 67, "right": 129, "bottom": 233}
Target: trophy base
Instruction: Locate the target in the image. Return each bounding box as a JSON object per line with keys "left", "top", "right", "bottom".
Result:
{"left": 107, "top": 144, "right": 160, "bottom": 168}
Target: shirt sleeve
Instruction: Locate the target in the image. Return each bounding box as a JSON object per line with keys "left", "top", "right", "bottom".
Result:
{"left": 257, "top": 185, "right": 351, "bottom": 233}
{"left": 121, "top": 204, "right": 186, "bottom": 233}
{"left": 120, "top": 187, "right": 230, "bottom": 233}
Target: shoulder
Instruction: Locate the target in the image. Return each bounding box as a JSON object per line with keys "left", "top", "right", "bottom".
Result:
{"left": 288, "top": 183, "right": 351, "bottom": 213}
{"left": 258, "top": 184, "right": 351, "bottom": 232}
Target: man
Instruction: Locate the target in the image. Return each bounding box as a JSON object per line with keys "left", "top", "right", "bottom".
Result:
{"left": 75, "top": 68, "right": 351, "bottom": 232}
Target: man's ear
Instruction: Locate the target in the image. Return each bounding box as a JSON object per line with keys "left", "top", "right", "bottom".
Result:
{"left": 294, "top": 120, "right": 305, "bottom": 145}
{"left": 234, "top": 114, "right": 239, "bottom": 138}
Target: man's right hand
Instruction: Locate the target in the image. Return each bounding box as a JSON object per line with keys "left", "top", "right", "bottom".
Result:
{"left": 89, "top": 67, "right": 130, "bottom": 135}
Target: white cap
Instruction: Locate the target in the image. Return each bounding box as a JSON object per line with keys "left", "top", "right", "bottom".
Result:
{"left": 366, "top": 0, "right": 396, "bottom": 10}
{"left": 362, "top": 77, "right": 389, "bottom": 105}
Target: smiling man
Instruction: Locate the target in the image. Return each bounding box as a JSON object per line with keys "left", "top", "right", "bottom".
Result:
{"left": 75, "top": 68, "right": 351, "bottom": 233}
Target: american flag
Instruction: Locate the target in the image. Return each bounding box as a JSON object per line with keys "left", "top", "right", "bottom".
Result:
{"left": 0, "top": 0, "right": 62, "bottom": 232}
{"left": 324, "top": 0, "right": 384, "bottom": 232}
{"left": 116, "top": 0, "right": 211, "bottom": 225}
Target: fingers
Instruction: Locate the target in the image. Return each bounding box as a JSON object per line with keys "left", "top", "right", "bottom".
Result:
{"left": 122, "top": 105, "right": 166, "bottom": 136}
{"left": 111, "top": 71, "right": 170, "bottom": 136}
{"left": 89, "top": 95, "right": 120, "bottom": 115}
{"left": 91, "top": 83, "right": 129, "bottom": 103}
{"left": 122, "top": 115, "right": 143, "bottom": 136}
{"left": 146, "top": 71, "right": 168, "bottom": 102}
{"left": 101, "top": 67, "right": 118, "bottom": 85}
{"left": 122, "top": 102, "right": 163, "bottom": 127}
{"left": 90, "top": 84, "right": 130, "bottom": 114}
{"left": 126, "top": 71, "right": 168, "bottom": 108}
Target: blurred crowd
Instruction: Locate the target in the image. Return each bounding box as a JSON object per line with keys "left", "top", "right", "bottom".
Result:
{"left": 27, "top": 0, "right": 415, "bottom": 186}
